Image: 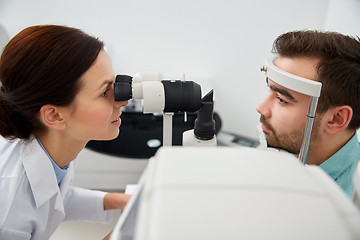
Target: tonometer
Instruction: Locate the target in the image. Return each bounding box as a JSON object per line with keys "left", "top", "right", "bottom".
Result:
{"left": 261, "top": 56, "right": 322, "bottom": 164}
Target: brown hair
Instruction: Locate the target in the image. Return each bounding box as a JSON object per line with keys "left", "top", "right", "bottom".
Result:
{"left": 272, "top": 30, "right": 360, "bottom": 130}
{"left": 0, "top": 25, "right": 104, "bottom": 139}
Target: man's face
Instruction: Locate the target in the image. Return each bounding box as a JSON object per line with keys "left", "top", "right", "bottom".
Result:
{"left": 256, "top": 56, "right": 320, "bottom": 154}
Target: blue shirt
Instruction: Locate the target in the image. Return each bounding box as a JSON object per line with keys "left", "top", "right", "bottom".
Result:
{"left": 319, "top": 133, "right": 360, "bottom": 198}
{"left": 36, "top": 138, "right": 69, "bottom": 185}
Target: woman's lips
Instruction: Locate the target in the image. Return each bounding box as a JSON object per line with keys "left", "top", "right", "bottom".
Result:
{"left": 111, "top": 116, "right": 121, "bottom": 126}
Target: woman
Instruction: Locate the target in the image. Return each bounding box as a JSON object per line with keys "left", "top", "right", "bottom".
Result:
{"left": 0, "top": 25, "right": 130, "bottom": 239}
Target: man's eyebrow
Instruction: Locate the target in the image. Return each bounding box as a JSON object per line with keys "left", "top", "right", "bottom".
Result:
{"left": 266, "top": 78, "right": 297, "bottom": 102}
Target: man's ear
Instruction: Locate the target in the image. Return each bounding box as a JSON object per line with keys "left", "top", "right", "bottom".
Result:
{"left": 39, "top": 105, "right": 67, "bottom": 130}
{"left": 325, "top": 105, "right": 353, "bottom": 135}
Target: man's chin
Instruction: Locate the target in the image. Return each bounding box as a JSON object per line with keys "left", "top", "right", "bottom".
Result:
{"left": 266, "top": 141, "right": 299, "bottom": 155}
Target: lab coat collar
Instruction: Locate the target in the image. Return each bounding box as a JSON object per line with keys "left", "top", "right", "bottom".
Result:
{"left": 59, "top": 161, "right": 74, "bottom": 196}
{"left": 20, "top": 137, "right": 61, "bottom": 209}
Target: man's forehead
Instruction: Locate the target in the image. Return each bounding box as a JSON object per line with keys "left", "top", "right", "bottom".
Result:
{"left": 261, "top": 56, "right": 322, "bottom": 98}
{"left": 274, "top": 56, "right": 319, "bottom": 81}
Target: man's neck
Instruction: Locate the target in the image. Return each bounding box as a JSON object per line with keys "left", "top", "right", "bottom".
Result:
{"left": 305, "top": 129, "right": 355, "bottom": 165}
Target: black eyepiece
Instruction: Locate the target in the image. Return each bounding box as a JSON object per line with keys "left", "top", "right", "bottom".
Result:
{"left": 114, "top": 75, "right": 133, "bottom": 101}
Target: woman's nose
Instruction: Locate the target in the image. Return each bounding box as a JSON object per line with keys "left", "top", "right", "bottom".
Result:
{"left": 112, "top": 86, "right": 129, "bottom": 108}
{"left": 114, "top": 100, "right": 128, "bottom": 109}
{"left": 256, "top": 95, "right": 272, "bottom": 118}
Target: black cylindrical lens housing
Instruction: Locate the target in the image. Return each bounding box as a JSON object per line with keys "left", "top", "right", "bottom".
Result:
{"left": 114, "top": 75, "right": 133, "bottom": 101}
{"left": 162, "top": 80, "right": 201, "bottom": 112}
{"left": 194, "top": 90, "right": 215, "bottom": 140}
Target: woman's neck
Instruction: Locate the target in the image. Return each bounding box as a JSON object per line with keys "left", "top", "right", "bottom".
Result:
{"left": 35, "top": 131, "right": 87, "bottom": 168}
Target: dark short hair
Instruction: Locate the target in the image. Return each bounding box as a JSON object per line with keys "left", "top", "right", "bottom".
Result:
{"left": 0, "top": 25, "right": 104, "bottom": 139}
{"left": 272, "top": 30, "right": 360, "bottom": 130}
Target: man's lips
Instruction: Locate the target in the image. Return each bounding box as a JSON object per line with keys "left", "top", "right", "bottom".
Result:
{"left": 261, "top": 123, "right": 271, "bottom": 133}
{"left": 260, "top": 115, "right": 272, "bottom": 133}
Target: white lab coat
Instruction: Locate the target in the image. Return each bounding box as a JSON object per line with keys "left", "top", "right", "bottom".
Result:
{"left": 0, "top": 136, "right": 113, "bottom": 240}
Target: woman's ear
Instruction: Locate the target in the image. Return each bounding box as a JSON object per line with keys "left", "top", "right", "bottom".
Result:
{"left": 39, "top": 105, "right": 66, "bottom": 130}
{"left": 325, "top": 105, "right": 353, "bottom": 135}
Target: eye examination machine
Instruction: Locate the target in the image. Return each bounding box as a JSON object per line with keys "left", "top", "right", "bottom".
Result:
{"left": 112, "top": 73, "right": 217, "bottom": 147}
{"left": 107, "top": 64, "right": 360, "bottom": 240}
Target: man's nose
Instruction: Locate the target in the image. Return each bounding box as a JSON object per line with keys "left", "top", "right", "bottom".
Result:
{"left": 256, "top": 95, "right": 272, "bottom": 118}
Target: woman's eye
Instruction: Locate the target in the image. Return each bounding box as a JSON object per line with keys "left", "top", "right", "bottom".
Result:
{"left": 101, "top": 89, "right": 110, "bottom": 97}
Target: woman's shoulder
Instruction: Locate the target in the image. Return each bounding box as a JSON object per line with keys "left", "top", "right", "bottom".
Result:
{"left": 0, "top": 136, "right": 36, "bottom": 177}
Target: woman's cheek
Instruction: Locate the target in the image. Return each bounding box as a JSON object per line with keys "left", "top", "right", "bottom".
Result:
{"left": 92, "top": 108, "right": 112, "bottom": 124}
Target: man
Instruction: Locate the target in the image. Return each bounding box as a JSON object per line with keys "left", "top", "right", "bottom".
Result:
{"left": 257, "top": 30, "right": 360, "bottom": 198}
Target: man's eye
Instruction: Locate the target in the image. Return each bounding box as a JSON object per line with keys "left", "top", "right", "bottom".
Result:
{"left": 276, "top": 95, "right": 288, "bottom": 104}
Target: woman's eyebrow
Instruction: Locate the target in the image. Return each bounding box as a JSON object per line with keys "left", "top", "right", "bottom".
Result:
{"left": 98, "top": 79, "right": 114, "bottom": 90}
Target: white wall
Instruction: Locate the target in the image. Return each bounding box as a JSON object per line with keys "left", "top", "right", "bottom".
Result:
{"left": 325, "top": 0, "right": 360, "bottom": 35}
{"left": 1, "top": 0, "right": 355, "bottom": 139}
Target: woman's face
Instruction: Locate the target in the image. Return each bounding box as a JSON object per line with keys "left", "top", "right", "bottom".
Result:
{"left": 63, "top": 50, "right": 128, "bottom": 142}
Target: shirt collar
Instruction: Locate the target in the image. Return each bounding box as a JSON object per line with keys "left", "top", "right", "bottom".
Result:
{"left": 36, "top": 138, "right": 69, "bottom": 185}
{"left": 320, "top": 133, "right": 360, "bottom": 179}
